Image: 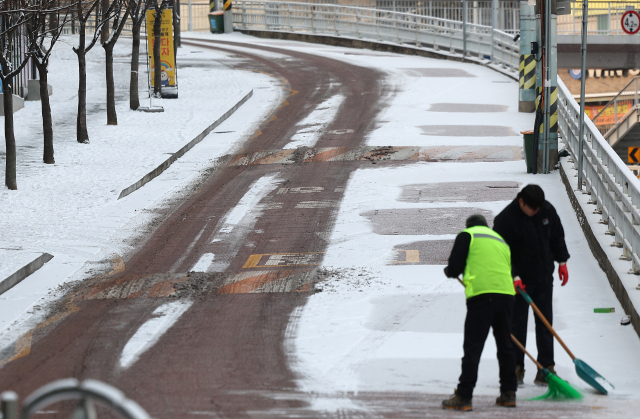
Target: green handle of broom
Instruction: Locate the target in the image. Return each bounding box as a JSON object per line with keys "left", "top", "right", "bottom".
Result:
{"left": 516, "top": 285, "right": 577, "bottom": 361}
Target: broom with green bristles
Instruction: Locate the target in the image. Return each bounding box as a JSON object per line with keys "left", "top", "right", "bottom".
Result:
{"left": 455, "top": 277, "right": 582, "bottom": 401}
{"left": 511, "top": 334, "right": 583, "bottom": 401}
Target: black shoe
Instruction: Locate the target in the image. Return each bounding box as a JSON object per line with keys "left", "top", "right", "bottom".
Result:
{"left": 496, "top": 391, "right": 516, "bottom": 407}
{"left": 515, "top": 365, "right": 525, "bottom": 387}
{"left": 534, "top": 365, "right": 557, "bottom": 386}
{"left": 442, "top": 390, "right": 472, "bottom": 411}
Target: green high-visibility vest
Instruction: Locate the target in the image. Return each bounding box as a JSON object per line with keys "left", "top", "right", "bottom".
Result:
{"left": 462, "top": 226, "right": 515, "bottom": 299}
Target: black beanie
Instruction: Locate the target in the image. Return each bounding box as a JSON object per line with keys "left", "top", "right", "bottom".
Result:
{"left": 466, "top": 214, "right": 488, "bottom": 228}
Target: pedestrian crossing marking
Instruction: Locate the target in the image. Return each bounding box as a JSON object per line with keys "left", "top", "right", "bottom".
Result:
{"left": 391, "top": 249, "right": 420, "bottom": 264}
{"left": 242, "top": 252, "right": 324, "bottom": 268}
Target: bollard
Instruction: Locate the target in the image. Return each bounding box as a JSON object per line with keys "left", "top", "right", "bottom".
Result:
{"left": 1, "top": 391, "right": 19, "bottom": 419}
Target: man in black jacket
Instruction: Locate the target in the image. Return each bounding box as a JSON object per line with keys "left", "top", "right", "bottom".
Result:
{"left": 493, "top": 184, "right": 570, "bottom": 386}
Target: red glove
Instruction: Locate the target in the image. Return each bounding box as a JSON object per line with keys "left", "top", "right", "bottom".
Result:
{"left": 513, "top": 276, "right": 526, "bottom": 294}
{"left": 558, "top": 263, "right": 569, "bottom": 286}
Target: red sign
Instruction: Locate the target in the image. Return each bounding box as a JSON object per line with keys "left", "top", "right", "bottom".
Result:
{"left": 621, "top": 10, "right": 640, "bottom": 34}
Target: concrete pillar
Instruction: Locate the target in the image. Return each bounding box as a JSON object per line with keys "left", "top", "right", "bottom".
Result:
{"left": 519, "top": 2, "right": 536, "bottom": 112}
{"left": 223, "top": 0, "right": 233, "bottom": 33}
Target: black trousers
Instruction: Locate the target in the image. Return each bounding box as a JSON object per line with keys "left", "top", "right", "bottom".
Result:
{"left": 512, "top": 278, "right": 554, "bottom": 368}
{"left": 457, "top": 293, "right": 517, "bottom": 400}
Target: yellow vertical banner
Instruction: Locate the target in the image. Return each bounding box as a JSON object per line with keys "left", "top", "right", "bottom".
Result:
{"left": 146, "top": 9, "right": 176, "bottom": 87}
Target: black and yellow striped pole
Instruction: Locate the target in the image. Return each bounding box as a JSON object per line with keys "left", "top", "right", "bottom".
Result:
{"left": 519, "top": 2, "right": 536, "bottom": 113}
{"left": 223, "top": 0, "right": 233, "bottom": 33}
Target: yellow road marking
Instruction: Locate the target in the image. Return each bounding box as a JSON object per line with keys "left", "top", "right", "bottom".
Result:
{"left": 391, "top": 249, "right": 420, "bottom": 264}
{"left": 108, "top": 255, "right": 125, "bottom": 276}
{"left": 0, "top": 302, "right": 80, "bottom": 367}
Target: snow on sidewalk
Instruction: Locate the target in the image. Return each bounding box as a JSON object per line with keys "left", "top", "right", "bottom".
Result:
{"left": 0, "top": 35, "right": 281, "bottom": 345}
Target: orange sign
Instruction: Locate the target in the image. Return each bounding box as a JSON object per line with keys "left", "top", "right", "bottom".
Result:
{"left": 585, "top": 103, "right": 632, "bottom": 125}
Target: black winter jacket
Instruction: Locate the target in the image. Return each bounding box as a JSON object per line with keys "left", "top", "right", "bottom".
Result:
{"left": 493, "top": 199, "right": 570, "bottom": 284}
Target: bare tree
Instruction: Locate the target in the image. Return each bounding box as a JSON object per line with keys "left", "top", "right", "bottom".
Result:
{"left": 102, "top": 0, "right": 133, "bottom": 125}
{"left": 128, "top": 0, "right": 149, "bottom": 110}
{"left": 26, "top": 0, "right": 74, "bottom": 164}
{"left": 0, "top": 0, "right": 37, "bottom": 190}
{"left": 72, "top": 0, "right": 117, "bottom": 143}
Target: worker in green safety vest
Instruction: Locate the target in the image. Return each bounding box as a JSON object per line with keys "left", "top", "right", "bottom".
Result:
{"left": 441, "top": 214, "right": 517, "bottom": 411}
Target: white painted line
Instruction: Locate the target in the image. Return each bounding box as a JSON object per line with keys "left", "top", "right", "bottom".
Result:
{"left": 295, "top": 200, "right": 338, "bottom": 209}
{"left": 170, "top": 221, "right": 209, "bottom": 272}
{"left": 285, "top": 93, "right": 345, "bottom": 148}
{"left": 190, "top": 253, "right": 215, "bottom": 272}
{"left": 212, "top": 174, "right": 280, "bottom": 239}
{"left": 118, "top": 300, "right": 193, "bottom": 369}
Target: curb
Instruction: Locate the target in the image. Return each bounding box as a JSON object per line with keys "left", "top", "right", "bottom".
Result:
{"left": 559, "top": 161, "right": 640, "bottom": 339}
{"left": 118, "top": 89, "right": 254, "bottom": 200}
{"left": 235, "top": 29, "right": 519, "bottom": 82}
{"left": 0, "top": 253, "right": 54, "bottom": 296}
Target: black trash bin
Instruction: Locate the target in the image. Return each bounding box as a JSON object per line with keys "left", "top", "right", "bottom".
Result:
{"left": 209, "top": 11, "right": 224, "bottom": 33}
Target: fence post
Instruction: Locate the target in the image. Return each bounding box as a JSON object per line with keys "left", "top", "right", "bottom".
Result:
{"left": 188, "top": 0, "right": 192, "bottom": 31}
{"left": 491, "top": 0, "right": 498, "bottom": 63}
{"left": 1, "top": 392, "right": 18, "bottom": 419}
{"left": 462, "top": 0, "right": 467, "bottom": 57}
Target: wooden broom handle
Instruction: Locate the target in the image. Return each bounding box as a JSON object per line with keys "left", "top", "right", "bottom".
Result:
{"left": 511, "top": 334, "right": 544, "bottom": 370}
{"left": 529, "top": 300, "right": 577, "bottom": 360}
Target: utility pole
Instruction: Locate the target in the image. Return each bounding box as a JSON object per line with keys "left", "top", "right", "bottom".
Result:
{"left": 533, "top": 0, "right": 572, "bottom": 173}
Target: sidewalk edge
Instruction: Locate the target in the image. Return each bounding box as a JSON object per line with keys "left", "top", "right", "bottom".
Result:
{"left": 559, "top": 160, "right": 640, "bottom": 339}
{"left": 0, "top": 253, "right": 54, "bottom": 296}
{"left": 118, "top": 89, "right": 254, "bottom": 200}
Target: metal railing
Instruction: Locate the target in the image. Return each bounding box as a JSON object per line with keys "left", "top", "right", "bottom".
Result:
{"left": 558, "top": 0, "right": 640, "bottom": 35}
{"left": 592, "top": 76, "right": 640, "bottom": 137}
{"left": 232, "top": 1, "right": 519, "bottom": 70}
{"left": 558, "top": 77, "right": 640, "bottom": 274}
{"left": 179, "top": 0, "right": 640, "bottom": 36}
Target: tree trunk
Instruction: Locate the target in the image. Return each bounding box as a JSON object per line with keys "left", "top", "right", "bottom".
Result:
{"left": 153, "top": 9, "right": 162, "bottom": 96}
{"left": 76, "top": 30, "right": 90, "bottom": 143}
{"left": 3, "top": 79, "right": 17, "bottom": 190}
{"left": 101, "top": 0, "right": 110, "bottom": 44}
{"left": 105, "top": 44, "right": 117, "bottom": 124}
{"left": 130, "top": 23, "right": 141, "bottom": 110}
{"left": 37, "top": 61, "right": 55, "bottom": 164}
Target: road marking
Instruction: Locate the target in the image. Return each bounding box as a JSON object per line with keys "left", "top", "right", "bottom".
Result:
{"left": 190, "top": 253, "right": 215, "bottom": 272}
{"left": 277, "top": 187, "right": 324, "bottom": 194}
{"left": 170, "top": 221, "right": 210, "bottom": 272}
{"left": 118, "top": 300, "right": 193, "bottom": 370}
{"left": 108, "top": 255, "right": 125, "bottom": 276}
{"left": 295, "top": 200, "right": 338, "bottom": 209}
{"left": 242, "top": 252, "right": 324, "bottom": 268}
{"left": 391, "top": 250, "right": 420, "bottom": 264}
{"left": 212, "top": 174, "right": 281, "bottom": 239}
{"left": 0, "top": 302, "right": 80, "bottom": 367}
{"left": 327, "top": 129, "right": 354, "bottom": 135}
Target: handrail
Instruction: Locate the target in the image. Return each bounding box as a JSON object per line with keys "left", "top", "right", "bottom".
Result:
{"left": 558, "top": 77, "right": 640, "bottom": 274}
{"left": 592, "top": 76, "right": 640, "bottom": 138}
{"left": 592, "top": 76, "right": 640, "bottom": 121}
{"left": 233, "top": 0, "right": 520, "bottom": 72}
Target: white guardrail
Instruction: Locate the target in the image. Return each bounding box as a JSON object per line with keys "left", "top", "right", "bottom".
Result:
{"left": 559, "top": 79, "right": 640, "bottom": 274}
{"left": 232, "top": 1, "right": 519, "bottom": 71}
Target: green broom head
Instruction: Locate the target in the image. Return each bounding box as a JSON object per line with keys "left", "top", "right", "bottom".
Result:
{"left": 529, "top": 369, "right": 583, "bottom": 401}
